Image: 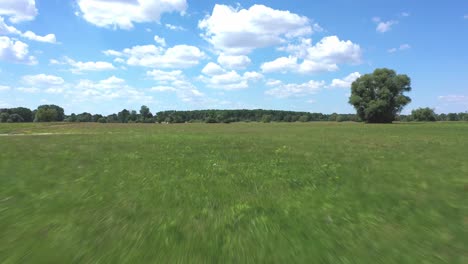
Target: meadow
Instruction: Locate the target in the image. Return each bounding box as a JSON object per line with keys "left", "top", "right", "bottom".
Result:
{"left": 0, "top": 122, "right": 467, "bottom": 263}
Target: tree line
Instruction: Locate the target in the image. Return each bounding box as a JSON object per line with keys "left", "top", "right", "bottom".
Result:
{"left": 0, "top": 67, "right": 467, "bottom": 124}
{"left": 1, "top": 104, "right": 467, "bottom": 124}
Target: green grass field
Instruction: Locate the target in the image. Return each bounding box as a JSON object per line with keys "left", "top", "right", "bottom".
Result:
{"left": 1, "top": 122, "right": 467, "bottom": 263}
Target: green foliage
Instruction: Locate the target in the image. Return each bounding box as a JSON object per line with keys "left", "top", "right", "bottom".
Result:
{"left": 446, "top": 113, "right": 459, "bottom": 121}
{"left": 34, "top": 105, "right": 64, "bottom": 122}
{"left": 117, "top": 109, "right": 130, "bottom": 123}
{"left": 411, "top": 107, "right": 436, "bottom": 121}
{"left": 261, "top": 114, "right": 272, "bottom": 123}
{"left": 349, "top": 68, "right": 411, "bottom": 123}
{"left": 6, "top": 113, "right": 24, "bottom": 123}
{"left": 0, "top": 107, "right": 33, "bottom": 122}
{"left": 139, "top": 105, "right": 151, "bottom": 121}
{"left": 298, "top": 115, "right": 310, "bottom": 122}
{"left": 9, "top": 107, "right": 33, "bottom": 122}
{"left": 0, "top": 112, "right": 9, "bottom": 123}
{"left": 76, "top": 112, "right": 93, "bottom": 122}
{"left": 155, "top": 109, "right": 356, "bottom": 123}
{"left": 97, "top": 117, "right": 107, "bottom": 123}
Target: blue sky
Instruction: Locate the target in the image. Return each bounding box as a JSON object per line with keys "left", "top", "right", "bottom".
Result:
{"left": 0, "top": 0, "right": 467, "bottom": 115}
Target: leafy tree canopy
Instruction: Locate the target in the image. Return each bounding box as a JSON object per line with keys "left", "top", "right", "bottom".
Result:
{"left": 349, "top": 68, "right": 411, "bottom": 123}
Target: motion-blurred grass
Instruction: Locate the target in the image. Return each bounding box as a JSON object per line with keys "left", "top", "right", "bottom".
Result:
{"left": 1, "top": 122, "right": 467, "bottom": 263}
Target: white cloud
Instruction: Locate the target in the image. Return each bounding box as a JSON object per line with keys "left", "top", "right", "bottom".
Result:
{"left": 114, "top": 57, "right": 125, "bottom": 63}
{"left": 401, "top": 12, "right": 410, "bottom": 17}
{"left": 76, "top": 76, "right": 125, "bottom": 90}
{"left": 49, "top": 59, "right": 65, "bottom": 65}
{"left": 102, "top": 49, "right": 123, "bottom": 57}
{"left": 0, "top": 17, "right": 57, "bottom": 43}
{"left": 199, "top": 4, "right": 315, "bottom": 54}
{"left": 22, "top": 31, "right": 57, "bottom": 43}
{"left": 19, "top": 74, "right": 67, "bottom": 94}
{"left": 438, "top": 95, "right": 468, "bottom": 103}
{"left": 0, "top": 16, "right": 21, "bottom": 34}
{"left": 0, "top": 0, "right": 38, "bottom": 23}
{"left": 164, "top": 24, "right": 186, "bottom": 31}
{"left": 217, "top": 53, "right": 251, "bottom": 69}
{"left": 201, "top": 62, "right": 225, "bottom": 76}
{"left": 22, "top": 74, "right": 65, "bottom": 86}
{"left": 77, "top": 0, "right": 187, "bottom": 29}
{"left": 17, "top": 87, "right": 39, "bottom": 93}
{"left": 330, "top": 72, "right": 361, "bottom": 88}
{"left": 199, "top": 65, "right": 263, "bottom": 90}
{"left": 261, "top": 56, "right": 298, "bottom": 73}
{"left": 154, "top": 35, "right": 166, "bottom": 47}
{"left": 59, "top": 57, "right": 116, "bottom": 73}
{"left": 73, "top": 76, "right": 153, "bottom": 103}
{"left": 266, "top": 79, "right": 282, "bottom": 86}
{"left": 305, "top": 36, "right": 362, "bottom": 64}
{"left": 146, "top": 69, "right": 183, "bottom": 82}
{"left": 165, "top": 23, "right": 185, "bottom": 31}
{"left": 150, "top": 85, "right": 176, "bottom": 92}
{"left": 265, "top": 80, "right": 325, "bottom": 98}
{"left": 373, "top": 17, "right": 398, "bottom": 33}
{"left": 104, "top": 44, "right": 205, "bottom": 68}
{"left": 148, "top": 71, "right": 205, "bottom": 103}
{"left": 262, "top": 36, "right": 361, "bottom": 74}
{"left": 0, "top": 85, "right": 10, "bottom": 91}
{"left": 388, "top": 44, "right": 411, "bottom": 53}
{"left": 0, "top": 36, "right": 37, "bottom": 64}
{"left": 243, "top": 71, "right": 263, "bottom": 81}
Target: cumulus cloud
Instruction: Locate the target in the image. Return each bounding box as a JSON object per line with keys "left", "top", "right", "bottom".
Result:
{"left": 0, "top": 16, "right": 21, "bottom": 34}
{"left": 0, "top": 17, "right": 57, "bottom": 43}
{"left": 199, "top": 62, "right": 263, "bottom": 90}
{"left": 146, "top": 69, "right": 183, "bottom": 82}
{"left": 22, "top": 31, "right": 57, "bottom": 43}
{"left": 165, "top": 23, "right": 185, "bottom": 31}
{"left": 373, "top": 17, "right": 398, "bottom": 33}
{"left": 265, "top": 79, "right": 325, "bottom": 98}
{"left": 201, "top": 62, "right": 225, "bottom": 76}
{"left": 261, "top": 56, "right": 298, "bottom": 73}
{"left": 438, "top": 95, "right": 468, "bottom": 103}
{"left": 262, "top": 36, "right": 362, "bottom": 74}
{"left": 153, "top": 35, "right": 166, "bottom": 47}
{"left": 0, "top": 85, "right": 11, "bottom": 91}
{"left": 73, "top": 76, "right": 153, "bottom": 102}
{"left": 217, "top": 53, "right": 251, "bottom": 69}
{"left": 22, "top": 74, "right": 65, "bottom": 86}
{"left": 0, "top": 36, "right": 37, "bottom": 64}
{"left": 59, "top": 57, "right": 116, "bottom": 73}
{"left": 17, "top": 87, "right": 39, "bottom": 93}
{"left": 388, "top": 44, "right": 411, "bottom": 53}
{"left": 103, "top": 44, "right": 205, "bottom": 68}
{"left": 199, "top": 4, "right": 315, "bottom": 54}
{"left": 330, "top": 72, "right": 361, "bottom": 88}
{"left": 77, "top": 0, "right": 187, "bottom": 29}
{"left": 19, "top": 74, "right": 66, "bottom": 94}
{"left": 147, "top": 70, "right": 205, "bottom": 103}
{"left": 0, "top": 0, "right": 38, "bottom": 23}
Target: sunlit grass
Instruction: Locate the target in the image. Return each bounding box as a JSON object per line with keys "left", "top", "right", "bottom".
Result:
{"left": 1, "top": 122, "right": 467, "bottom": 263}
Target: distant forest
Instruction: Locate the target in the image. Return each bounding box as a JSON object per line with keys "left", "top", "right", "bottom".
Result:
{"left": 1, "top": 105, "right": 467, "bottom": 123}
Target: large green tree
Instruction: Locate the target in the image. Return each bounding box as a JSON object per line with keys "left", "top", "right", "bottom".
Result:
{"left": 411, "top": 107, "right": 436, "bottom": 121}
{"left": 9, "top": 107, "right": 33, "bottom": 122}
{"left": 117, "top": 109, "right": 130, "bottom": 123}
{"left": 34, "top": 105, "right": 65, "bottom": 122}
{"left": 349, "top": 68, "right": 411, "bottom": 123}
